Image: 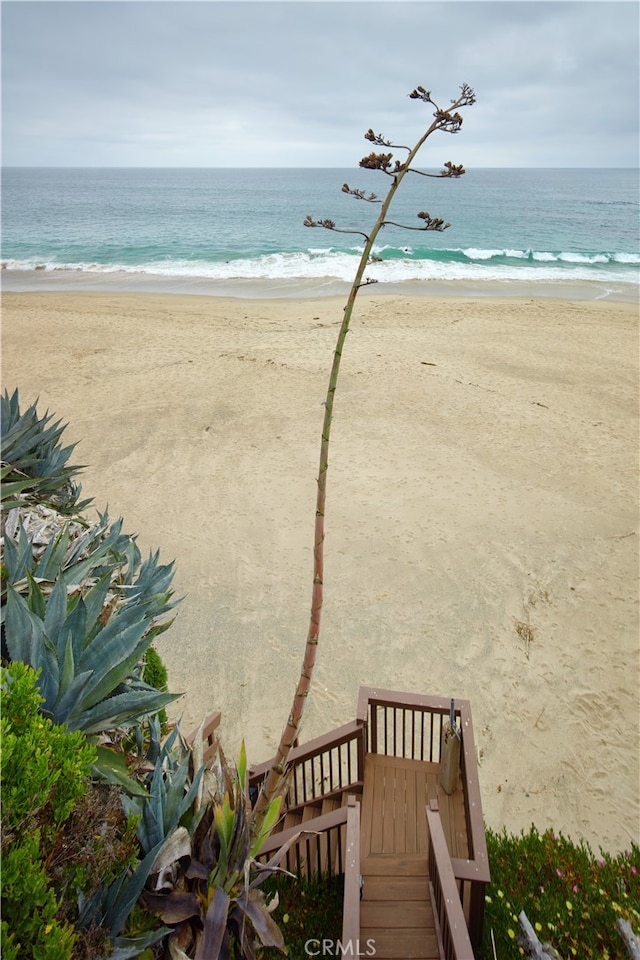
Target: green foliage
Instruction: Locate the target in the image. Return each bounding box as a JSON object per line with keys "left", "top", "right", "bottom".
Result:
{"left": 1, "top": 508, "right": 132, "bottom": 611}
{"left": 3, "top": 549, "right": 180, "bottom": 734}
{"left": 1, "top": 388, "right": 91, "bottom": 513}
{"left": 0, "top": 662, "right": 96, "bottom": 959}
{"left": 121, "top": 723, "right": 206, "bottom": 855}
{"left": 140, "top": 743, "right": 289, "bottom": 958}
{"left": 1, "top": 661, "right": 96, "bottom": 838}
{"left": 142, "top": 645, "right": 169, "bottom": 728}
{"left": 483, "top": 826, "right": 640, "bottom": 958}
{"left": 258, "top": 873, "right": 344, "bottom": 959}
{"left": 0, "top": 833, "right": 77, "bottom": 960}
{"left": 76, "top": 840, "right": 170, "bottom": 959}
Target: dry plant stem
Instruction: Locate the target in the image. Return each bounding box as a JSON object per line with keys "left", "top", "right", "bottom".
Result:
{"left": 254, "top": 87, "right": 472, "bottom": 823}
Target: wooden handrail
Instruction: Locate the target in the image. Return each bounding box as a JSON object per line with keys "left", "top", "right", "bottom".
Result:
{"left": 184, "top": 710, "right": 221, "bottom": 767}
{"left": 458, "top": 701, "right": 489, "bottom": 878}
{"left": 249, "top": 719, "right": 365, "bottom": 783}
{"left": 341, "top": 796, "right": 361, "bottom": 955}
{"left": 256, "top": 804, "right": 350, "bottom": 881}
{"left": 426, "top": 800, "right": 475, "bottom": 960}
{"left": 257, "top": 804, "right": 349, "bottom": 859}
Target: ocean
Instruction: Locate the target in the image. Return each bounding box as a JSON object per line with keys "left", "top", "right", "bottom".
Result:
{"left": 1, "top": 166, "right": 638, "bottom": 299}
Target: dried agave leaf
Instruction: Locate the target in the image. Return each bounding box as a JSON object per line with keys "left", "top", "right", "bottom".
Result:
{"left": 150, "top": 827, "right": 192, "bottom": 880}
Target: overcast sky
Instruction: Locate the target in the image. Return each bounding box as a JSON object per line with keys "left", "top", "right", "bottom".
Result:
{"left": 2, "top": 1, "right": 638, "bottom": 167}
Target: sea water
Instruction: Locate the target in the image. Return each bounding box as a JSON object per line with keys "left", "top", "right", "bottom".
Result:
{"left": 1, "top": 167, "right": 638, "bottom": 298}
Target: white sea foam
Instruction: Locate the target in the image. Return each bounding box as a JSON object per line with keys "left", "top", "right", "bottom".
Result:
{"left": 2, "top": 247, "right": 638, "bottom": 286}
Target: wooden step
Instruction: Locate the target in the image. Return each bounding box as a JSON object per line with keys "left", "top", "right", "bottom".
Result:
{"left": 358, "top": 928, "right": 439, "bottom": 959}
{"left": 361, "top": 875, "right": 429, "bottom": 902}
{"left": 282, "top": 811, "right": 302, "bottom": 831}
{"left": 361, "top": 854, "right": 428, "bottom": 877}
{"left": 361, "top": 899, "right": 433, "bottom": 929}
{"left": 321, "top": 796, "right": 340, "bottom": 816}
{"left": 301, "top": 801, "right": 323, "bottom": 822}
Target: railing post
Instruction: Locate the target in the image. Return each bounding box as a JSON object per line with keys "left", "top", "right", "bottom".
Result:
{"left": 357, "top": 719, "right": 366, "bottom": 783}
{"left": 467, "top": 880, "right": 486, "bottom": 958}
{"left": 341, "top": 796, "right": 361, "bottom": 956}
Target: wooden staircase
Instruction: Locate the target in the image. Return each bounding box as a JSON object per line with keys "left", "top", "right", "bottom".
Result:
{"left": 356, "top": 751, "right": 470, "bottom": 959}
{"left": 250, "top": 687, "right": 489, "bottom": 959}
{"left": 360, "top": 854, "right": 439, "bottom": 960}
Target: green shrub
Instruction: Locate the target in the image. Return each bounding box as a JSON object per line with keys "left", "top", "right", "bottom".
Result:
{"left": 142, "top": 645, "right": 169, "bottom": 728}
{"left": 0, "top": 833, "right": 77, "bottom": 960}
{"left": 258, "top": 873, "right": 344, "bottom": 958}
{"left": 483, "top": 825, "right": 640, "bottom": 958}
{"left": 0, "top": 662, "right": 96, "bottom": 959}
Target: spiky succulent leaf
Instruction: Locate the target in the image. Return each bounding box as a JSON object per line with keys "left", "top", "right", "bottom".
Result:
{"left": 232, "top": 891, "right": 286, "bottom": 951}
{"left": 92, "top": 745, "right": 150, "bottom": 797}
{"left": 4, "top": 579, "right": 181, "bottom": 734}
{"left": 123, "top": 732, "right": 206, "bottom": 855}
{"left": 196, "top": 886, "right": 230, "bottom": 960}
{"left": 1, "top": 389, "right": 89, "bottom": 512}
{"left": 77, "top": 837, "right": 169, "bottom": 940}
{"left": 65, "top": 687, "right": 180, "bottom": 735}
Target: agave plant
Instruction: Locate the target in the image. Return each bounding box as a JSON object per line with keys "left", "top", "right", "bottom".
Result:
{"left": 76, "top": 835, "right": 171, "bottom": 960}
{"left": 122, "top": 722, "right": 207, "bottom": 855}
{"left": 4, "top": 558, "right": 180, "bottom": 735}
{"left": 1, "top": 388, "right": 91, "bottom": 513}
{"left": 139, "top": 742, "right": 292, "bottom": 959}
{"left": 1, "top": 507, "right": 132, "bottom": 614}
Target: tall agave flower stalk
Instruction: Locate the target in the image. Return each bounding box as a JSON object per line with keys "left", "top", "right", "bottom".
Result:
{"left": 254, "top": 84, "right": 476, "bottom": 822}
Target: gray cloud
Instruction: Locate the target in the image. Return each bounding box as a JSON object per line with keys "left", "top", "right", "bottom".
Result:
{"left": 2, "top": 1, "right": 638, "bottom": 166}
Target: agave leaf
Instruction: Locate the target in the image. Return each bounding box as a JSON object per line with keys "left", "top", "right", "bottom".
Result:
{"left": 4, "top": 584, "right": 48, "bottom": 671}
{"left": 78, "top": 618, "right": 150, "bottom": 711}
{"left": 34, "top": 524, "right": 71, "bottom": 580}
{"left": 67, "top": 687, "right": 180, "bottom": 735}
{"left": 53, "top": 669, "right": 95, "bottom": 725}
{"left": 43, "top": 574, "right": 69, "bottom": 643}
{"left": 195, "top": 886, "right": 230, "bottom": 960}
{"left": 0, "top": 475, "right": 39, "bottom": 501}
{"left": 142, "top": 889, "right": 202, "bottom": 925}
{"left": 234, "top": 890, "right": 286, "bottom": 951}
{"left": 59, "top": 518, "right": 126, "bottom": 588}
{"left": 108, "top": 839, "right": 168, "bottom": 938}
{"left": 163, "top": 753, "right": 194, "bottom": 833}
{"left": 92, "top": 745, "right": 149, "bottom": 797}
{"left": 63, "top": 595, "right": 88, "bottom": 666}
{"left": 1, "top": 523, "right": 22, "bottom": 585}
{"left": 250, "top": 795, "right": 282, "bottom": 858}
{"left": 81, "top": 573, "right": 114, "bottom": 634}
{"left": 81, "top": 838, "right": 167, "bottom": 940}
{"left": 99, "top": 928, "right": 169, "bottom": 960}
{"left": 25, "top": 568, "right": 48, "bottom": 621}
{"left": 58, "top": 632, "right": 76, "bottom": 699}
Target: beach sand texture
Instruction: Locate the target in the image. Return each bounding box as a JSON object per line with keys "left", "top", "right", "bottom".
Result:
{"left": 2, "top": 290, "right": 638, "bottom": 853}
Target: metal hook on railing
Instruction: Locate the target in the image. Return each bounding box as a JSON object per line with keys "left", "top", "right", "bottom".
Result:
{"left": 450, "top": 698, "right": 461, "bottom": 740}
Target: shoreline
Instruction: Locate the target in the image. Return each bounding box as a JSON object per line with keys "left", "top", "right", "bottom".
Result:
{"left": 2, "top": 268, "right": 638, "bottom": 303}
{"left": 2, "top": 289, "right": 639, "bottom": 853}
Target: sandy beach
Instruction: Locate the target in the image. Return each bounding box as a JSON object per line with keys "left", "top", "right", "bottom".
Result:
{"left": 2, "top": 289, "right": 638, "bottom": 853}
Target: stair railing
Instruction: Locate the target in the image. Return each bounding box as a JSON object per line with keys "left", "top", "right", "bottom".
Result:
{"left": 341, "top": 796, "right": 361, "bottom": 955}
{"left": 426, "top": 800, "right": 476, "bottom": 960}
{"left": 250, "top": 718, "right": 366, "bottom": 811}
